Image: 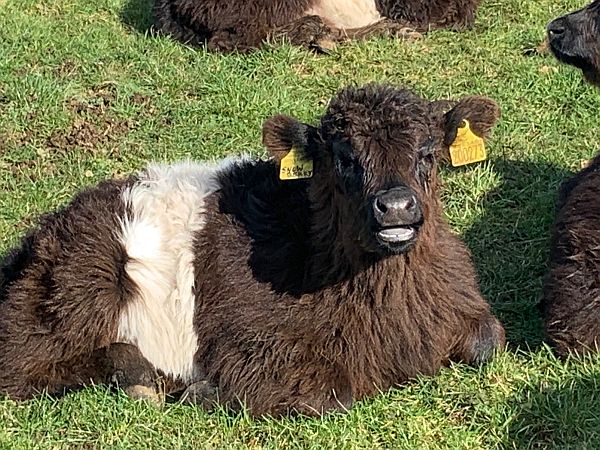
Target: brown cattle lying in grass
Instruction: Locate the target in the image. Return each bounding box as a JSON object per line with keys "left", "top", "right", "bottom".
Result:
{"left": 547, "top": 0, "right": 600, "bottom": 85}
{"left": 543, "top": 2, "right": 600, "bottom": 355}
{"left": 154, "top": 0, "right": 483, "bottom": 52}
{"left": 543, "top": 154, "right": 600, "bottom": 356}
{"left": 0, "top": 84, "right": 503, "bottom": 416}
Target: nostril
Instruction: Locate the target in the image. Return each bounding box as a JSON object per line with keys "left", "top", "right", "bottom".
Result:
{"left": 374, "top": 198, "right": 388, "bottom": 214}
{"left": 548, "top": 21, "right": 566, "bottom": 37}
{"left": 403, "top": 196, "right": 416, "bottom": 212}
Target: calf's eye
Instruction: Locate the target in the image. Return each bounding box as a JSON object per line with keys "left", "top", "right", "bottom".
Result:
{"left": 416, "top": 144, "right": 435, "bottom": 184}
{"left": 332, "top": 141, "right": 357, "bottom": 176}
{"left": 332, "top": 140, "right": 364, "bottom": 191}
{"left": 336, "top": 152, "right": 355, "bottom": 173}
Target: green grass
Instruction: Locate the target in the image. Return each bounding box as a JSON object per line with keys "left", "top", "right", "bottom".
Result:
{"left": 1, "top": 0, "right": 600, "bottom": 448}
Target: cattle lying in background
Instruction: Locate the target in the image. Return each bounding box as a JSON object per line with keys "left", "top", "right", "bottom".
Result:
{"left": 543, "top": 1, "right": 600, "bottom": 355}
{"left": 154, "top": 0, "right": 483, "bottom": 52}
{"left": 547, "top": 0, "right": 600, "bottom": 85}
{"left": 0, "top": 84, "right": 503, "bottom": 416}
{"left": 543, "top": 154, "right": 600, "bottom": 356}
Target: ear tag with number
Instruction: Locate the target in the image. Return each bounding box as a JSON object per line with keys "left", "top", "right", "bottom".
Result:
{"left": 449, "top": 120, "right": 487, "bottom": 167}
{"left": 279, "top": 148, "right": 313, "bottom": 180}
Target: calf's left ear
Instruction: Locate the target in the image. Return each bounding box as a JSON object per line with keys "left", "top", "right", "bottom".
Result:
{"left": 443, "top": 96, "right": 501, "bottom": 147}
{"left": 262, "top": 115, "right": 317, "bottom": 162}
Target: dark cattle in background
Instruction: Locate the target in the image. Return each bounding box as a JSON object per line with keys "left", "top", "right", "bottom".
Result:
{"left": 547, "top": 0, "right": 600, "bottom": 85}
{"left": 543, "top": 1, "right": 600, "bottom": 355}
{"left": 154, "top": 0, "right": 483, "bottom": 52}
{"left": 543, "top": 155, "right": 600, "bottom": 356}
{"left": 0, "top": 84, "right": 503, "bottom": 416}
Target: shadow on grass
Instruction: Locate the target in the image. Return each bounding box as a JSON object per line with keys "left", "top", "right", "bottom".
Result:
{"left": 121, "top": 0, "right": 154, "bottom": 33}
{"left": 507, "top": 367, "right": 600, "bottom": 449}
{"left": 463, "top": 159, "right": 571, "bottom": 349}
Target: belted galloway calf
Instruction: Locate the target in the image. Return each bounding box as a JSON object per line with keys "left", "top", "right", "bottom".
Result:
{"left": 154, "top": 0, "right": 483, "bottom": 52}
{"left": 0, "top": 84, "right": 503, "bottom": 416}
{"left": 547, "top": 0, "right": 600, "bottom": 85}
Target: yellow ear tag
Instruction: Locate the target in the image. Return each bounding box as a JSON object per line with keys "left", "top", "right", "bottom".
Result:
{"left": 279, "top": 148, "right": 313, "bottom": 180}
{"left": 449, "top": 120, "right": 487, "bottom": 167}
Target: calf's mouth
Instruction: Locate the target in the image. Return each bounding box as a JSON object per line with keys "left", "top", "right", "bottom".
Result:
{"left": 377, "top": 225, "right": 417, "bottom": 243}
{"left": 374, "top": 220, "right": 423, "bottom": 254}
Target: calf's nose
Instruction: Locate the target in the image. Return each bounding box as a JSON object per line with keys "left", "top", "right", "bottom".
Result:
{"left": 373, "top": 187, "right": 421, "bottom": 227}
{"left": 547, "top": 18, "right": 566, "bottom": 39}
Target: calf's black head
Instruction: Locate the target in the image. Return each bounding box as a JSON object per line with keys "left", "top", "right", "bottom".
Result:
{"left": 547, "top": 0, "right": 600, "bottom": 85}
{"left": 263, "top": 85, "right": 499, "bottom": 256}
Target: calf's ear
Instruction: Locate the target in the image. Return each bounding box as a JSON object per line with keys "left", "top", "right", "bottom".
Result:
{"left": 443, "top": 96, "right": 501, "bottom": 147}
{"left": 262, "top": 115, "right": 316, "bottom": 162}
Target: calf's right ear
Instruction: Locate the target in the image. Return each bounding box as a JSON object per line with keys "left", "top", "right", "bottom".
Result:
{"left": 262, "top": 115, "right": 316, "bottom": 162}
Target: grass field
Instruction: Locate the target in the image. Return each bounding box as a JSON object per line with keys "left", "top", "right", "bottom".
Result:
{"left": 2, "top": 0, "right": 600, "bottom": 448}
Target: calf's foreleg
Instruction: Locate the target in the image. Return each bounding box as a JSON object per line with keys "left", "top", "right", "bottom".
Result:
{"left": 451, "top": 314, "right": 506, "bottom": 366}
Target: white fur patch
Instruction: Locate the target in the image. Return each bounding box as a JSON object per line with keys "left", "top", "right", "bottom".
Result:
{"left": 117, "top": 159, "right": 238, "bottom": 381}
{"left": 306, "top": 0, "right": 381, "bottom": 29}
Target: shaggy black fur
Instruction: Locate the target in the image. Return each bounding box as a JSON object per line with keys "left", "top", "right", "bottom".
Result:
{"left": 215, "top": 160, "right": 311, "bottom": 295}
{"left": 543, "top": 155, "right": 600, "bottom": 355}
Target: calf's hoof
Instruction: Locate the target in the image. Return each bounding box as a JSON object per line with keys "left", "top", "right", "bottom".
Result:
{"left": 124, "top": 384, "right": 165, "bottom": 406}
{"left": 393, "top": 26, "right": 422, "bottom": 41}
{"left": 180, "top": 380, "right": 220, "bottom": 411}
{"left": 311, "top": 38, "right": 337, "bottom": 54}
